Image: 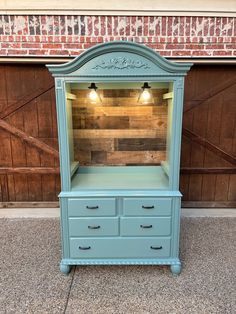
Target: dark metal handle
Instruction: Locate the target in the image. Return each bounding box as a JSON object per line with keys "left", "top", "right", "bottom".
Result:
{"left": 140, "top": 224, "right": 153, "bottom": 229}
{"left": 86, "top": 206, "right": 99, "bottom": 209}
{"left": 150, "top": 246, "right": 162, "bottom": 250}
{"left": 142, "top": 205, "right": 154, "bottom": 209}
{"left": 79, "top": 246, "right": 91, "bottom": 250}
{"left": 88, "top": 225, "right": 100, "bottom": 229}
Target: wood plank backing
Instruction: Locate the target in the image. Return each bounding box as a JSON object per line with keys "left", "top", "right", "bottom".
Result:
{"left": 106, "top": 151, "right": 166, "bottom": 165}
{"left": 73, "top": 129, "right": 164, "bottom": 139}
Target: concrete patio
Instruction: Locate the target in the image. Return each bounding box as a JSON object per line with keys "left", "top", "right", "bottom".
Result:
{"left": 0, "top": 216, "right": 235, "bottom": 314}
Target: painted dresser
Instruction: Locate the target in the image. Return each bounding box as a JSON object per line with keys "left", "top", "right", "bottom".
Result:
{"left": 47, "top": 41, "right": 192, "bottom": 275}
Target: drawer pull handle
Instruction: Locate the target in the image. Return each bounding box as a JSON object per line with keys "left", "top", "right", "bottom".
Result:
{"left": 88, "top": 225, "right": 101, "bottom": 229}
{"left": 142, "top": 205, "right": 154, "bottom": 209}
{"left": 150, "top": 246, "right": 163, "bottom": 250}
{"left": 86, "top": 206, "right": 99, "bottom": 209}
{"left": 140, "top": 224, "right": 153, "bottom": 229}
{"left": 79, "top": 246, "right": 91, "bottom": 250}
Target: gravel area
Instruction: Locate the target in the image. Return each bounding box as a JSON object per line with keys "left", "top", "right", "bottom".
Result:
{"left": 0, "top": 218, "right": 235, "bottom": 314}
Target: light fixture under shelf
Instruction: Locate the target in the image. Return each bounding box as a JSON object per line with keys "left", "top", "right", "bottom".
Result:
{"left": 88, "top": 83, "right": 102, "bottom": 104}
{"left": 138, "top": 82, "right": 154, "bottom": 105}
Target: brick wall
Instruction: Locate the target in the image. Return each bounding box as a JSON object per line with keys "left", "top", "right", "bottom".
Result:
{"left": 0, "top": 16, "right": 235, "bottom": 57}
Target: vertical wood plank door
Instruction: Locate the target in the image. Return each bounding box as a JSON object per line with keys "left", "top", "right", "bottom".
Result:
{"left": 0, "top": 63, "right": 235, "bottom": 208}
{"left": 0, "top": 64, "right": 60, "bottom": 207}
{"left": 181, "top": 64, "right": 236, "bottom": 208}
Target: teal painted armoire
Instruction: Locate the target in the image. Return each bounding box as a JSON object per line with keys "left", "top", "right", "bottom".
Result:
{"left": 47, "top": 41, "right": 192, "bottom": 275}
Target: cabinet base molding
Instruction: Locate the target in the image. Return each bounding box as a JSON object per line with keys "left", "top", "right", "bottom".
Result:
{"left": 60, "top": 258, "right": 181, "bottom": 275}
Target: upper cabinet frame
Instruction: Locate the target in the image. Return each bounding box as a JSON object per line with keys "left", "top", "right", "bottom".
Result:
{"left": 47, "top": 41, "right": 192, "bottom": 192}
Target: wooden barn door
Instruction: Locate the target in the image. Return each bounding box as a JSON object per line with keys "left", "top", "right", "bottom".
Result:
{"left": 181, "top": 64, "right": 236, "bottom": 208}
{"left": 0, "top": 63, "right": 235, "bottom": 208}
{"left": 0, "top": 64, "right": 60, "bottom": 207}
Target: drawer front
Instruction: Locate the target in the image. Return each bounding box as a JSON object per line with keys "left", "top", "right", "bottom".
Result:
{"left": 123, "top": 198, "right": 172, "bottom": 216}
{"left": 69, "top": 218, "right": 119, "bottom": 237}
{"left": 68, "top": 198, "right": 116, "bottom": 216}
{"left": 120, "top": 217, "right": 171, "bottom": 236}
{"left": 70, "top": 238, "right": 171, "bottom": 259}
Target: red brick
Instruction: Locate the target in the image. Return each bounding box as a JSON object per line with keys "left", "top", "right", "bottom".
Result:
{"left": 0, "top": 15, "right": 233, "bottom": 59}
{"left": 213, "top": 50, "right": 232, "bottom": 56}
{"left": 22, "top": 43, "right": 41, "bottom": 48}
{"left": 42, "top": 43, "right": 62, "bottom": 49}
{"left": 49, "top": 49, "right": 69, "bottom": 55}
{"left": 86, "top": 16, "right": 93, "bottom": 36}
{"left": 203, "top": 17, "right": 209, "bottom": 36}
{"left": 118, "top": 17, "right": 125, "bottom": 36}
{"left": 148, "top": 43, "right": 165, "bottom": 50}
{"left": 100, "top": 16, "right": 106, "bottom": 36}
{"left": 125, "top": 16, "right": 131, "bottom": 36}
{"left": 167, "top": 17, "right": 173, "bottom": 36}
{"left": 29, "top": 49, "right": 48, "bottom": 55}
{"left": 172, "top": 50, "right": 192, "bottom": 56}
{"left": 209, "top": 17, "right": 215, "bottom": 36}
{"left": 2, "top": 42, "right": 21, "bottom": 48}
{"left": 191, "top": 17, "right": 197, "bottom": 36}
{"left": 7, "top": 49, "right": 28, "bottom": 55}
{"left": 226, "top": 44, "right": 236, "bottom": 49}
{"left": 192, "top": 50, "right": 212, "bottom": 56}
{"left": 112, "top": 16, "right": 118, "bottom": 36}
{"left": 215, "top": 17, "right": 221, "bottom": 36}
{"left": 137, "top": 17, "right": 143, "bottom": 36}
{"left": 0, "top": 49, "right": 7, "bottom": 55}
{"left": 185, "top": 17, "right": 191, "bottom": 37}
{"left": 173, "top": 17, "right": 180, "bottom": 37}
{"left": 155, "top": 17, "right": 161, "bottom": 36}
{"left": 41, "top": 16, "right": 47, "bottom": 35}
{"left": 69, "top": 50, "right": 84, "bottom": 56}
{"left": 162, "top": 17, "right": 167, "bottom": 36}
{"left": 82, "top": 43, "right": 96, "bottom": 49}
{"left": 160, "top": 50, "right": 171, "bottom": 57}
{"left": 179, "top": 17, "right": 184, "bottom": 36}
{"left": 197, "top": 17, "right": 204, "bottom": 37}
{"left": 143, "top": 16, "right": 149, "bottom": 36}
{"left": 148, "top": 17, "right": 155, "bottom": 37}
{"left": 221, "top": 17, "right": 228, "bottom": 36}
{"left": 130, "top": 16, "right": 136, "bottom": 36}
{"left": 205, "top": 44, "right": 225, "bottom": 49}
{"left": 185, "top": 44, "right": 205, "bottom": 50}
{"left": 165, "top": 44, "right": 185, "bottom": 49}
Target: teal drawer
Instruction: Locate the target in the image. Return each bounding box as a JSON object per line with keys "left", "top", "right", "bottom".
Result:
{"left": 68, "top": 198, "right": 116, "bottom": 216}
{"left": 69, "top": 217, "right": 119, "bottom": 237}
{"left": 123, "top": 198, "right": 172, "bottom": 216}
{"left": 69, "top": 237, "right": 171, "bottom": 259}
{"left": 120, "top": 217, "right": 171, "bottom": 236}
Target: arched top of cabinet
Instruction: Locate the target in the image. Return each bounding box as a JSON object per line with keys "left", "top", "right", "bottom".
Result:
{"left": 46, "top": 41, "right": 192, "bottom": 79}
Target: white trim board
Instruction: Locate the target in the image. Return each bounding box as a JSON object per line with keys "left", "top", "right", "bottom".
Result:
{"left": 0, "top": 207, "right": 235, "bottom": 218}
{"left": 0, "top": 0, "right": 235, "bottom": 17}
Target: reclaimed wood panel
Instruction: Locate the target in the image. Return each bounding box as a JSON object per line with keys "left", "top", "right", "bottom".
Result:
{"left": 107, "top": 151, "right": 166, "bottom": 165}
{"left": 71, "top": 87, "right": 168, "bottom": 166}
{"left": 74, "top": 129, "right": 164, "bottom": 139}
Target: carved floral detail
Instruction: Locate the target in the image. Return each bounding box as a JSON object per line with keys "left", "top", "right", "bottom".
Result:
{"left": 92, "top": 57, "right": 150, "bottom": 70}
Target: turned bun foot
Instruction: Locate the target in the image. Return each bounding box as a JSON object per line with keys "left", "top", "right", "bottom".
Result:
{"left": 170, "top": 263, "right": 182, "bottom": 275}
{"left": 60, "top": 263, "right": 71, "bottom": 275}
